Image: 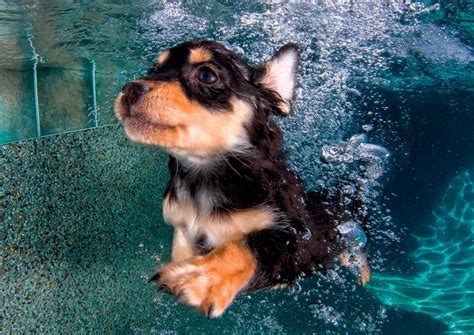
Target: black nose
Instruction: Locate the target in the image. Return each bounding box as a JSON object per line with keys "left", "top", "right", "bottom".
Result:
{"left": 122, "top": 82, "right": 150, "bottom": 106}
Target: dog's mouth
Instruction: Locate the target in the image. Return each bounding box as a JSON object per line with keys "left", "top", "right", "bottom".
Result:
{"left": 123, "top": 116, "right": 174, "bottom": 133}
{"left": 115, "top": 93, "right": 175, "bottom": 133}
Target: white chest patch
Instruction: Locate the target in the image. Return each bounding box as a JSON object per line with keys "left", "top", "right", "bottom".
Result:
{"left": 163, "top": 188, "right": 276, "bottom": 248}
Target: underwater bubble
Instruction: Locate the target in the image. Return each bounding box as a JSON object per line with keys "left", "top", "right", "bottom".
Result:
{"left": 310, "top": 304, "right": 343, "bottom": 327}
{"left": 337, "top": 220, "right": 368, "bottom": 252}
{"left": 321, "top": 144, "right": 349, "bottom": 164}
{"left": 347, "top": 133, "right": 368, "bottom": 149}
{"left": 303, "top": 227, "right": 312, "bottom": 241}
{"left": 365, "top": 163, "right": 386, "bottom": 180}
{"left": 357, "top": 143, "right": 390, "bottom": 164}
{"left": 320, "top": 133, "right": 390, "bottom": 183}
{"left": 362, "top": 124, "right": 373, "bottom": 132}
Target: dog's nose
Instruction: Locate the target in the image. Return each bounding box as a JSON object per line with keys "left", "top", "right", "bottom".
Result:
{"left": 122, "top": 82, "right": 150, "bottom": 106}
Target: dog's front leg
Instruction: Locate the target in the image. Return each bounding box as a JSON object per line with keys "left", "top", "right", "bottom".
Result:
{"left": 155, "top": 240, "right": 255, "bottom": 318}
{"left": 171, "top": 228, "right": 195, "bottom": 262}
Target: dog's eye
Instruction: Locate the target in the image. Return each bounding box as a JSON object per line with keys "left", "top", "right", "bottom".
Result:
{"left": 196, "top": 66, "right": 218, "bottom": 84}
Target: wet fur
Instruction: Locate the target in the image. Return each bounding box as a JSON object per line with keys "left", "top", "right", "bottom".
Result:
{"left": 115, "top": 40, "right": 368, "bottom": 317}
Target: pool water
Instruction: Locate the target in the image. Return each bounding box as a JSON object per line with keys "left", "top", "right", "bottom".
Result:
{"left": 1, "top": 1, "right": 473, "bottom": 334}
{"left": 369, "top": 170, "right": 473, "bottom": 332}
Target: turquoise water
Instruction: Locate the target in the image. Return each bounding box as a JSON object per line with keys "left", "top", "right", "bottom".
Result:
{"left": 369, "top": 170, "right": 473, "bottom": 332}
{"left": 1, "top": 1, "right": 473, "bottom": 333}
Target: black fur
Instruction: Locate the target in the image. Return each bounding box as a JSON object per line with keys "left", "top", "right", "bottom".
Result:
{"left": 146, "top": 40, "right": 288, "bottom": 116}
{"left": 131, "top": 40, "right": 364, "bottom": 290}
{"left": 163, "top": 130, "right": 343, "bottom": 290}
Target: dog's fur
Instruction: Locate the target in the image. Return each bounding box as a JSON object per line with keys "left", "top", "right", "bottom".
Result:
{"left": 115, "top": 40, "right": 370, "bottom": 318}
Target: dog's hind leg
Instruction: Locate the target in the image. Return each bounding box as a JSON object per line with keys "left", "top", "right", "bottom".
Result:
{"left": 306, "top": 189, "right": 372, "bottom": 286}
{"left": 339, "top": 249, "right": 371, "bottom": 286}
{"left": 337, "top": 219, "right": 371, "bottom": 285}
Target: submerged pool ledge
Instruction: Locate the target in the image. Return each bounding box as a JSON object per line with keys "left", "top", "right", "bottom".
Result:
{"left": 1, "top": 126, "right": 173, "bottom": 333}
{"left": 0, "top": 64, "right": 121, "bottom": 144}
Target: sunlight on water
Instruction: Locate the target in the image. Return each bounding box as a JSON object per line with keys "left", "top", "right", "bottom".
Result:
{"left": 368, "top": 170, "right": 474, "bottom": 333}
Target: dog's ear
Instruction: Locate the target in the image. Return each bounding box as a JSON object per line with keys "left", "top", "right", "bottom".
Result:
{"left": 257, "top": 43, "right": 300, "bottom": 116}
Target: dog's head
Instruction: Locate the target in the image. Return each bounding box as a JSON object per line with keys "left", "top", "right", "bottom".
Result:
{"left": 115, "top": 40, "right": 299, "bottom": 162}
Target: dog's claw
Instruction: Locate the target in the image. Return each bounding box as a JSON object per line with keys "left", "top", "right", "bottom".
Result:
{"left": 157, "top": 284, "right": 165, "bottom": 292}
{"left": 148, "top": 271, "right": 161, "bottom": 283}
{"left": 175, "top": 290, "right": 186, "bottom": 303}
{"left": 206, "top": 305, "right": 214, "bottom": 319}
{"left": 149, "top": 271, "right": 172, "bottom": 293}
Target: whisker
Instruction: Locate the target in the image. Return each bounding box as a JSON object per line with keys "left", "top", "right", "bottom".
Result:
{"left": 230, "top": 151, "right": 251, "bottom": 169}
{"left": 222, "top": 154, "right": 242, "bottom": 178}
{"left": 174, "top": 156, "right": 179, "bottom": 179}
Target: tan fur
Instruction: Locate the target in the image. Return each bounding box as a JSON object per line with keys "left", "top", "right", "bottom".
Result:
{"left": 155, "top": 50, "right": 170, "bottom": 65}
{"left": 114, "top": 82, "right": 252, "bottom": 157}
{"left": 339, "top": 250, "right": 371, "bottom": 286}
{"left": 172, "top": 228, "right": 195, "bottom": 261}
{"left": 188, "top": 48, "right": 212, "bottom": 64}
{"left": 259, "top": 49, "right": 298, "bottom": 115}
{"left": 278, "top": 102, "right": 290, "bottom": 115}
{"left": 271, "top": 283, "right": 288, "bottom": 290}
{"left": 163, "top": 193, "right": 276, "bottom": 249}
{"left": 158, "top": 240, "right": 256, "bottom": 317}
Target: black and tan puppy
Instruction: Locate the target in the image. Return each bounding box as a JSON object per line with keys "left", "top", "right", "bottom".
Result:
{"left": 115, "top": 40, "right": 370, "bottom": 318}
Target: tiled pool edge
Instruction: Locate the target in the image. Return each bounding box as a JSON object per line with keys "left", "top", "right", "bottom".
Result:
{"left": 0, "top": 123, "right": 120, "bottom": 146}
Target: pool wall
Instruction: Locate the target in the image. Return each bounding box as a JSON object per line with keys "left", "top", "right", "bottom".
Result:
{"left": 0, "top": 65, "right": 119, "bottom": 144}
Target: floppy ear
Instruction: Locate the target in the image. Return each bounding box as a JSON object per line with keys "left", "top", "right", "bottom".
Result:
{"left": 258, "top": 43, "right": 300, "bottom": 116}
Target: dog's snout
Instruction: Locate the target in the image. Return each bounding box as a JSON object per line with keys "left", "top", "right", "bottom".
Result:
{"left": 122, "top": 82, "right": 150, "bottom": 106}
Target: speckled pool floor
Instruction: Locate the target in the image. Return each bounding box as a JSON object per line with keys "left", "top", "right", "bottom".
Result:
{"left": 1, "top": 126, "right": 452, "bottom": 334}
{"left": 2, "top": 126, "right": 170, "bottom": 332}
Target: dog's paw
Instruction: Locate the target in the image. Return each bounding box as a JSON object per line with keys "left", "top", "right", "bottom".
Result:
{"left": 358, "top": 261, "right": 371, "bottom": 286}
{"left": 339, "top": 249, "right": 371, "bottom": 286}
{"left": 151, "top": 242, "right": 255, "bottom": 318}
{"left": 156, "top": 260, "right": 235, "bottom": 317}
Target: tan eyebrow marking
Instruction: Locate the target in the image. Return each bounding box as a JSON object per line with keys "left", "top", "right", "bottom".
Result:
{"left": 189, "top": 48, "right": 212, "bottom": 64}
{"left": 156, "top": 50, "right": 170, "bottom": 65}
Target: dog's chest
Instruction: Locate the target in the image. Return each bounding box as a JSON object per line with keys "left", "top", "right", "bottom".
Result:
{"left": 162, "top": 183, "right": 276, "bottom": 248}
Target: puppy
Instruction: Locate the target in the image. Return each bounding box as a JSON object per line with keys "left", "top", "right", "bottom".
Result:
{"left": 115, "top": 40, "right": 370, "bottom": 318}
